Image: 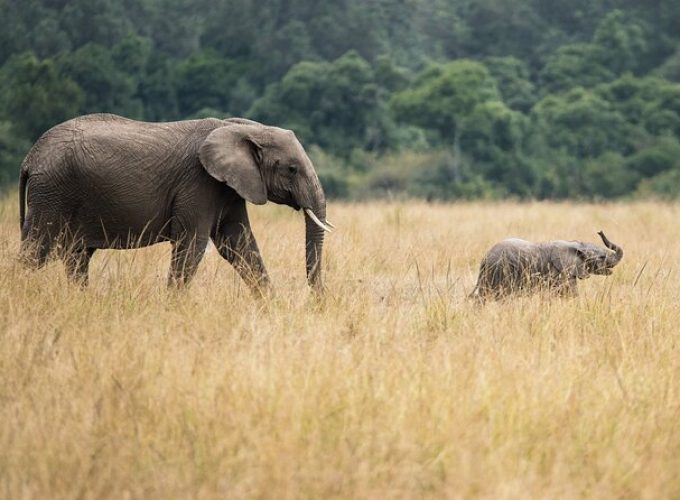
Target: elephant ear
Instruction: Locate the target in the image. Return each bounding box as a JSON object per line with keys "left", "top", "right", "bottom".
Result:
{"left": 551, "top": 243, "right": 589, "bottom": 279}
{"left": 199, "top": 125, "right": 267, "bottom": 205}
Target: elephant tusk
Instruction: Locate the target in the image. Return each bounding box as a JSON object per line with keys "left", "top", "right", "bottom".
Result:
{"left": 325, "top": 219, "right": 336, "bottom": 229}
{"left": 304, "top": 208, "right": 333, "bottom": 233}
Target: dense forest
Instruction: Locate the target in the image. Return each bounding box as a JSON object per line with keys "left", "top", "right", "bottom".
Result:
{"left": 1, "top": 0, "right": 679, "bottom": 199}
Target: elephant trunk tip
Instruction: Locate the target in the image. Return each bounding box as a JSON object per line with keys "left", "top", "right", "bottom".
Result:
{"left": 598, "top": 230, "right": 623, "bottom": 267}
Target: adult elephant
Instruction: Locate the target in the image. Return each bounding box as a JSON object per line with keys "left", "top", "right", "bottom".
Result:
{"left": 18, "top": 114, "right": 332, "bottom": 292}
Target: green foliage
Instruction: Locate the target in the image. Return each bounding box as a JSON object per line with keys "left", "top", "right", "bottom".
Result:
{"left": 463, "top": 0, "right": 545, "bottom": 64}
{"left": 592, "top": 10, "right": 650, "bottom": 75}
{"left": 532, "top": 88, "right": 633, "bottom": 159}
{"left": 0, "top": 52, "right": 84, "bottom": 140}
{"left": 308, "top": 146, "right": 352, "bottom": 199}
{"left": 57, "top": 43, "right": 142, "bottom": 118}
{"left": 412, "top": 164, "right": 506, "bottom": 200}
{"left": 596, "top": 75, "right": 668, "bottom": 126}
{"left": 175, "top": 50, "right": 239, "bottom": 117}
{"left": 0, "top": 122, "right": 31, "bottom": 185}
{"left": 59, "top": 0, "right": 134, "bottom": 48}
{"left": 625, "top": 137, "right": 680, "bottom": 177}
{"left": 0, "top": 0, "right": 678, "bottom": 199}
{"left": 582, "top": 152, "right": 640, "bottom": 199}
{"left": 636, "top": 169, "right": 680, "bottom": 199}
{"left": 461, "top": 101, "right": 535, "bottom": 196}
{"left": 112, "top": 34, "right": 152, "bottom": 76}
{"left": 391, "top": 60, "right": 500, "bottom": 141}
{"left": 654, "top": 48, "right": 680, "bottom": 82}
{"left": 137, "top": 54, "right": 179, "bottom": 121}
{"left": 643, "top": 85, "right": 680, "bottom": 136}
{"left": 461, "top": 101, "right": 527, "bottom": 157}
{"left": 250, "top": 51, "right": 391, "bottom": 157}
{"left": 539, "top": 44, "right": 614, "bottom": 93}
{"left": 483, "top": 56, "right": 536, "bottom": 112}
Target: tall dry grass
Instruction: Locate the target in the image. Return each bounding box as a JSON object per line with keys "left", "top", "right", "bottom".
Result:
{"left": 1, "top": 191, "right": 679, "bottom": 498}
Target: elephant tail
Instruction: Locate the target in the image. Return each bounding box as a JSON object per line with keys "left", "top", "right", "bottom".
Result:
{"left": 468, "top": 260, "right": 492, "bottom": 303}
{"left": 468, "top": 269, "right": 484, "bottom": 301}
{"left": 19, "top": 167, "right": 28, "bottom": 235}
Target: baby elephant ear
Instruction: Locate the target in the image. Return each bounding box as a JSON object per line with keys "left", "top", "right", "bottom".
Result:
{"left": 199, "top": 125, "right": 267, "bottom": 205}
{"left": 561, "top": 245, "right": 589, "bottom": 279}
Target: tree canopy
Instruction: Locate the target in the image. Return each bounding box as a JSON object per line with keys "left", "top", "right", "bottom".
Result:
{"left": 0, "top": 0, "right": 679, "bottom": 200}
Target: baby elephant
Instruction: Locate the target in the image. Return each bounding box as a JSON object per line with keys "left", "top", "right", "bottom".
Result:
{"left": 471, "top": 231, "right": 623, "bottom": 301}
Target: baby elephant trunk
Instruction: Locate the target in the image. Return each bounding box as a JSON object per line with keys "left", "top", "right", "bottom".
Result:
{"left": 598, "top": 231, "right": 623, "bottom": 268}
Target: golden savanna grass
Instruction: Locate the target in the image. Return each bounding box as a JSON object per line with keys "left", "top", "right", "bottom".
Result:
{"left": 1, "top": 191, "right": 679, "bottom": 498}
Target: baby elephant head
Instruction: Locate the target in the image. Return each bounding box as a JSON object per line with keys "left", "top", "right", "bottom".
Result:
{"left": 575, "top": 231, "right": 624, "bottom": 277}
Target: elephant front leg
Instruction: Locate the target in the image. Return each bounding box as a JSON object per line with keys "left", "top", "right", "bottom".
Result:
{"left": 557, "top": 276, "right": 579, "bottom": 297}
{"left": 213, "top": 203, "right": 271, "bottom": 296}
{"left": 168, "top": 235, "right": 208, "bottom": 287}
{"left": 64, "top": 248, "right": 96, "bottom": 287}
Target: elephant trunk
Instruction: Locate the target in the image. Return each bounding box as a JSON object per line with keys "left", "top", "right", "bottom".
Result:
{"left": 303, "top": 179, "right": 327, "bottom": 293}
{"left": 598, "top": 231, "right": 623, "bottom": 267}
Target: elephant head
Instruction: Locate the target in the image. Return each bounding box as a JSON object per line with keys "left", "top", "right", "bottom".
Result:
{"left": 552, "top": 231, "right": 624, "bottom": 279}
{"left": 199, "top": 119, "right": 331, "bottom": 291}
{"left": 592, "top": 231, "right": 624, "bottom": 275}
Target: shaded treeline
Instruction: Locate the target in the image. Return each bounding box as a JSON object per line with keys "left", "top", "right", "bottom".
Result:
{"left": 1, "top": 0, "right": 679, "bottom": 199}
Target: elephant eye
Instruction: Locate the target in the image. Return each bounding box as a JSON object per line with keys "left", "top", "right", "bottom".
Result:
{"left": 288, "top": 164, "right": 298, "bottom": 175}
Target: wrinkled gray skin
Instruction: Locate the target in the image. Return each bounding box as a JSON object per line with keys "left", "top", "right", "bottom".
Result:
{"left": 471, "top": 231, "right": 623, "bottom": 301}
{"left": 19, "top": 114, "right": 328, "bottom": 292}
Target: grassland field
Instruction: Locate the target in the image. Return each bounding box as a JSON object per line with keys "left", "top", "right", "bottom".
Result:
{"left": 1, "top": 190, "right": 679, "bottom": 498}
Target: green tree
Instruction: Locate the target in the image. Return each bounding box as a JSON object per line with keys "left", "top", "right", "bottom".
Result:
{"left": 175, "top": 50, "right": 242, "bottom": 117}
{"left": 483, "top": 56, "right": 536, "bottom": 112}
{"left": 57, "top": 43, "right": 142, "bottom": 117}
{"left": 654, "top": 48, "right": 680, "bottom": 82}
{"left": 250, "top": 51, "right": 388, "bottom": 157}
{"left": 531, "top": 87, "right": 644, "bottom": 197}
{"left": 0, "top": 121, "right": 31, "bottom": 183}
{"left": 539, "top": 10, "right": 658, "bottom": 95}
{"left": 59, "top": 0, "right": 133, "bottom": 48}
{"left": 391, "top": 60, "right": 500, "bottom": 144}
{"left": 27, "top": 17, "right": 72, "bottom": 59}
{"left": 148, "top": 0, "right": 206, "bottom": 57}
{"left": 0, "top": 0, "right": 679, "bottom": 197}
{"left": 592, "top": 10, "right": 649, "bottom": 76}
{"left": 0, "top": 52, "right": 84, "bottom": 140}
{"left": 582, "top": 152, "right": 640, "bottom": 198}
{"left": 625, "top": 137, "right": 680, "bottom": 178}
{"left": 595, "top": 75, "right": 680, "bottom": 138}
{"left": 373, "top": 54, "right": 411, "bottom": 93}
{"left": 391, "top": 60, "right": 501, "bottom": 184}
{"left": 539, "top": 44, "right": 614, "bottom": 93}
{"left": 138, "top": 55, "right": 179, "bottom": 121}
{"left": 636, "top": 169, "right": 680, "bottom": 199}
{"left": 390, "top": 60, "right": 540, "bottom": 197}
{"left": 460, "top": 100, "right": 534, "bottom": 195}
{"left": 463, "top": 0, "right": 545, "bottom": 64}
{"left": 642, "top": 83, "right": 680, "bottom": 136}
{"left": 112, "top": 34, "right": 152, "bottom": 76}
{"left": 532, "top": 88, "right": 633, "bottom": 159}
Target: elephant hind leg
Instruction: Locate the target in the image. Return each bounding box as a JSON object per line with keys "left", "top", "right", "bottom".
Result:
{"left": 19, "top": 239, "right": 50, "bottom": 269}
{"left": 19, "top": 206, "right": 64, "bottom": 269}
{"left": 19, "top": 227, "right": 53, "bottom": 270}
{"left": 472, "top": 261, "right": 506, "bottom": 301}
{"left": 168, "top": 235, "right": 208, "bottom": 287}
{"left": 64, "top": 248, "right": 95, "bottom": 287}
